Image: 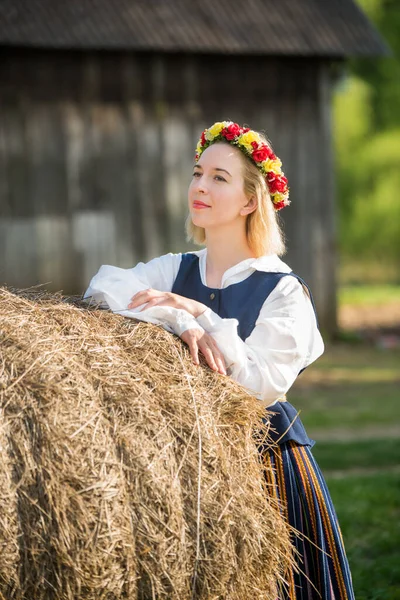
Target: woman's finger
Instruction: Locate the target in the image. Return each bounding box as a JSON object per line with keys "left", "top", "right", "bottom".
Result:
{"left": 206, "top": 336, "right": 225, "bottom": 361}
{"left": 213, "top": 348, "right": 226, "bottom": 374}
{"left": 131, "top": 288, "right": 154, "bottom": 300}
{"left": 199, "top": 344, "right": 218, "bottom": 372}
{"left": 203, "top": 335, "right": 226, "bottom": 374}
{"left": 215, "top": 356, "right": 227, "bottom": 375}
{"left": 128, "top": 290, "right": 153, "bottom": 309}
{"left": 187, "top": 335, "right": 200, "bottom": 365}
{"left": 137, "top": 298, "right": 164, "bottom": 311}
{"left": 208, "top": 346, "right": 226, "bottom": 375}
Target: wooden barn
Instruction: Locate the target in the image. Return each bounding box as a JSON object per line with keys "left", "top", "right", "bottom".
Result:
{"left": 0, "top": 0, "right": 387, "bottom": 333}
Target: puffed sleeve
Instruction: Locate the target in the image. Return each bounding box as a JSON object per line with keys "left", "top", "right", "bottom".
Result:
{"left": 83, "top": 253, "right": 203, "bottom": 336}
{"left": 195, "top": 276, "right": 324, "bottom": 406}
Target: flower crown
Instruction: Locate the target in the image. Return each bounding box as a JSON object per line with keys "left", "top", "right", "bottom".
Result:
{"left": 195, "top": 121, "right": 290, "bottom": 211}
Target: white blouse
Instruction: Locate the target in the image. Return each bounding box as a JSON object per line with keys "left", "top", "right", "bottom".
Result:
{"left": 83, "top": 249, "right": 324, "bottom": 407}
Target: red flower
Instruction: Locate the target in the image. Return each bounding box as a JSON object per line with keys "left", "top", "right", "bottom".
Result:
{"left": 251, "top": 141, "right": 259, "bottom": 149}
{"left": 222, "top": 123, "right": 242, "bottom": 141}
{"left": 267, "top": 174, "right": 288, "bottom": 194}
{"left": 200, "top": 131, "right": 207, "bottom": 146}
{"left": 273, "top": 199, "right": 287, "bottom": 211}
{"left": 242, "top": 127, "right": 250, "bottom": 133}
{"left": 194, "top": 153, "right": 199, "bottom": 161}
{"left": 252, "top": 144, "right": 271, "bottom": 162}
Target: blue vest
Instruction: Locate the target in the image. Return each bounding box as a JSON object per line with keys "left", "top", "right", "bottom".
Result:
{"left": 172, "top": 253, "right": 317, "bottom": 447}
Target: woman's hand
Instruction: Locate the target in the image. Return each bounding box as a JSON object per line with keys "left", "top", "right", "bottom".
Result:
{"left": 127, "top": 289, "right": 226, "bottom": 374}
{"left": 181, "top": 328, "right": 227, "bottom": 375}
{"left": 127, "top": 289, "right": 207, "bottom": 318}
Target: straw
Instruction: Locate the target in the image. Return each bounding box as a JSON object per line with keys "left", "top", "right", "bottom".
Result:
{"left": 0, "top": 287, "right": 294, "bottom": 599}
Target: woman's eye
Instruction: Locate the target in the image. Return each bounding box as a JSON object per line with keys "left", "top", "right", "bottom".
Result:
{"left": 191, "top": 172, "right": 226, "bottom": 182}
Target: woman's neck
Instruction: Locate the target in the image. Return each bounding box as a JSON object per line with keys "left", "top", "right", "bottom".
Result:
{"left": 204, "top": 227, "right": 256, "bottom": 286}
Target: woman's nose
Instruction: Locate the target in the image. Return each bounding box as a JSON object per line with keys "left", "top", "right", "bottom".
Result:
{"left": 194, "top": 176, "right": 208, "bottom": 194}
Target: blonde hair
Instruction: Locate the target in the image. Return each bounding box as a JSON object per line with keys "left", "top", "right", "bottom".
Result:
{"left": 186, "top": 140, "right": 286, "bottom": 257}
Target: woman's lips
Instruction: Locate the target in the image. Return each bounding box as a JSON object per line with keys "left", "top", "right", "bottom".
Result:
{"left": 193, "top": 201, "right": 210, "bottom": 209}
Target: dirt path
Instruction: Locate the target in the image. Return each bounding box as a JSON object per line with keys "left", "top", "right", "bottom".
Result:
{"left": 339, "top": 302, "right": 400, "bottom": 330}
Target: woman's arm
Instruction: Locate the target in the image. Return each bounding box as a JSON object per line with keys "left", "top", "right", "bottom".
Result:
{"left": 84, "top": 253, "right": 182, "bottom": 300}
{"left": 192, "top": 276, "right": 324, "bottom": 406}
{"left": 83, "top": 253, "right": 226, "bottom": 374}
{"left": 83, "top": 253, "right": 202, "bottom": 335}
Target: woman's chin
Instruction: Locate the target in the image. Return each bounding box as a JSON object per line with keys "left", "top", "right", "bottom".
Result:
{"left": 191, "top": 214, "right": 210, "bottom": 227}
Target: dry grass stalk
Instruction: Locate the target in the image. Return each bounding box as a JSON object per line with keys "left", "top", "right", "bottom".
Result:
{"left": 0, "top": 287, "right": 294, "bottom": 599}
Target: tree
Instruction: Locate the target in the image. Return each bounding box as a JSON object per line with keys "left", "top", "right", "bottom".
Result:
{"left": 333, "top": 0, "right": 400, "bottom": 282}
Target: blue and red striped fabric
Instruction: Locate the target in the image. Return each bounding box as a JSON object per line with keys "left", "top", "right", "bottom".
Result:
{"left": 261, "top": 441, "right": 355, "bottom": 600}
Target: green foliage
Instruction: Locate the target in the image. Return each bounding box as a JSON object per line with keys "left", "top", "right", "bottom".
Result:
{"left": 339, "top": 284, "right": 400, "bottom": 305}
{"left": 353, "top": 0, "right": 400, "bottom": 131}
{"left": 334, "top": 0, "right": 400, "bottom": 278}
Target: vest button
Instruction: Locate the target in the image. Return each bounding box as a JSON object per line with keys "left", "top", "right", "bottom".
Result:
{"left": 209, "top": 292, "right": 215, "bottom": 300}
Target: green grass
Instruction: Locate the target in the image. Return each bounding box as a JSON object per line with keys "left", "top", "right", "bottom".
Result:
{"left": 326, "top": 472, "right": 400, "bottom": 600}
{"left": 290, "top": 344, "right": 400, "bottom": 433}
{"left": 288, "top": 341, "right": 400, "bottom": 598}
{"left": 313, "top": 438, "right": 400, "bottom": 472}
{"left": 291, "top": 382, "right": 400, "bottom": 431}
{"left": 300, "top": 344, "right": 400, "bottom": 372}
{"left": 339, "top": 284, "right": 400, "bottom": 306}
{"left": 288, "top": 282, "right": 400, "bottom": 598}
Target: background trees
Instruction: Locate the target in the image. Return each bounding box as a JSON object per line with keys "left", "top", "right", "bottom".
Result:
{"left": 334, "top": 0, "right": 400, "bottom": 283}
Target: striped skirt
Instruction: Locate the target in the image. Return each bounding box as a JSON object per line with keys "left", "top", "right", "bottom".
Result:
{"left": 261, "top": 441, "right": 355, "bottom": 600}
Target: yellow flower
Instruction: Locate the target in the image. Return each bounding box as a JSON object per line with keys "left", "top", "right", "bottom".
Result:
{"left": 196, "top": 142, "right": 202, "bottom": 156}
{"left": 205, "top": 121, "right": 227, "bottom": 141}
{"left": 262, "top": 158, "right": 282, "bottom": 174}
{"left": 238, "top": 130, "right": 260, "bottom": 152}
{"left": 271, "top": 192, "right": 287, "bottom": 203}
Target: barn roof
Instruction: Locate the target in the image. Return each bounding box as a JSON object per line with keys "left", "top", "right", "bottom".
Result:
{"left": 0, "top": 0, "right": 388, "bottom": 57}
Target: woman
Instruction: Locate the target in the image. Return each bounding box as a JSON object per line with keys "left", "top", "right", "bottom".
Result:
{"left": 84, "top": 121, "right": 355, "bottom": 600}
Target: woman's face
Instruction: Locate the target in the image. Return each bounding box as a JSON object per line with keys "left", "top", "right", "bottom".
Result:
{"left": 188, "top": 143, "right": 253, "bottom": 231}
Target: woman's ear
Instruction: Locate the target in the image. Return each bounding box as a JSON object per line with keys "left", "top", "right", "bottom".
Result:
{"left": 240, "top": 196, "right": 257, "bottom": 216}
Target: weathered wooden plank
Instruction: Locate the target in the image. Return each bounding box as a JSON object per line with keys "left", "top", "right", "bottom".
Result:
{"left": 289, "top": 63, "right": 317, "bottom": 284}
{"left": 25, "top": 103, "right": 80, "bottom": 290}
{"left": 0, "top": 103, "right": 10, "bottom": 219}
{"left": 95, "top": 103, "right": 132, "bottom": 267}
{"left": 35, "top": 215, "right": 75, "bottom": 291}
{"left": 62, "top": 102, "right": 86, "bottom": 212}
{"left": 0, "top": 217, "right": 38, "bottom": 288}
{"left": 72, "top": 210, "right": 117, "bottom": 288}
{"left": 162, "top": 115, "right": 193, "bottom": 253}
{"left": 149, "top": 55, "right": 170, "bottom": 256}
{"left": 1, "top": 105, "right": 31, "bottom": 217}
{"left": 129, "top": 104, "right": 163, "bottom": 261}
{"left": 314, "top": 62, "right": 338, "bottom": 332}
{"left": 120, "top": 54, "right": 144, "bottom": 102}
{"left": 63, "top": 101, "right": 119, "bottom": 285}
{"left": 25, "top": 103, "right": 69, "bottom": 215}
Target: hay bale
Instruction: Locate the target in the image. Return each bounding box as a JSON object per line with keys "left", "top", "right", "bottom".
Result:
{"left": 0, "top": 287, "right": 294, "bottom": 600}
